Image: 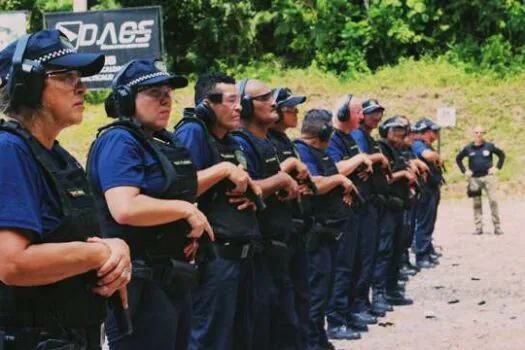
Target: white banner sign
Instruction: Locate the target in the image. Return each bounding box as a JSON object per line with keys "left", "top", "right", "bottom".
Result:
{"left": 436, "top": 107, "right": 456, "bottom": 128}
{"left": 0, "top": 12, "right": 27, "bottom": 51}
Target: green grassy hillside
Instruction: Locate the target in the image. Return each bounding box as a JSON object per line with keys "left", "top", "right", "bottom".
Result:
{"left": 58, "top": 58, "right": 525, "bottom": 198}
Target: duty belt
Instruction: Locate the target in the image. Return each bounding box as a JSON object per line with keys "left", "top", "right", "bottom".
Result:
{"left": 198, "top": 240, "right": 263, "bottom": 262}
{"left": 131, "top": 259, "right": 198, "bottom": 295}
{"left": 213, "top": 242, "right": 259, "bottom": 260}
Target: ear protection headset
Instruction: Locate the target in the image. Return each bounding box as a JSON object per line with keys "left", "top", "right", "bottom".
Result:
{"left": 7, "top": 34, "right": 46, "bottom": 110}
{"left": 336, "top": 94, "right": 353, "bottom": 122}
{"left": 238, "top": 79, "right": 253, "bottom": 120}
{"left": 273, "top": 88, "right": 285, "bottom": 122}
{"left": 112, "top": 61, "right": 136, "bottom": 118}
{"left": 194, "top": 92, "right": 222, "bottom": 124}
{"left": 318, "top": 110, "right": 334, "bottom": 142}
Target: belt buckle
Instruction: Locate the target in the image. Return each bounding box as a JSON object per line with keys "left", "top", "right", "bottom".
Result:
{"left": 241, "top": 244, "right": 250, "bottom": 259}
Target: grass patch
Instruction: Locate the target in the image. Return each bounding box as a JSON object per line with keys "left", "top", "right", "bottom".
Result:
{"left": 59, "top": 57, "right": 525, "bottom": 197}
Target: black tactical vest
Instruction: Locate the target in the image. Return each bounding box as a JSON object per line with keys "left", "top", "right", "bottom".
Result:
{"left": 175, "top": 116, "right": 260, "bottom": 241}
{"left": 87, "top": 119, "right": 198, "bottom": 262}
{"left": 268, "top": 130, "right": 312, "bottom": 219}
{"left": 357, "top": 128, "right": 390, "bottom": 197}
{"left": 333, "top": 129, "right": 374, "bottom": 199}
{"left": 232, "top": 128, "right": 293, "bottom": 240}
{"left": 415, "top": 141, "right": 443, "bottom": 190}
{"left": 0, "top": 119, "right": 105, "bottom": 329}
{"left": 378, "top": 139, "right": 410, "bottom": 207}
{"left": 293, "top": 140, "right": 349, "bottom": 224}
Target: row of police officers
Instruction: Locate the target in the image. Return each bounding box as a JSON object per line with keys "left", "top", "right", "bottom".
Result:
{"left": 0, "top": 29, "right": 444, "bottom": 350}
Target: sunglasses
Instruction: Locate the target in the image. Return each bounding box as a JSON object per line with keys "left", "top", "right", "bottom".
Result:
{"left": 251, "top": 90, "right": 273, "bottom": 102}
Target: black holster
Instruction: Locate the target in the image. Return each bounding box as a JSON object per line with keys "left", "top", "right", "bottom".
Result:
{"left": 263, "top": 239, "right": 289, "bottom": 266}
{"left": 306, "top": 220, "right": 345, "bottom": 253}
{"left": 154, "top": 259, "right": 198, "bottom": 296}
{"left": 467, "top": 188, "right": 482, "bottom": 198}
{"left": 385, "top": 196, "right": 407, "bottom": 210}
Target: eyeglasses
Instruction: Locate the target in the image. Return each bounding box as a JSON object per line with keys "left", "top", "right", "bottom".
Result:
{"left": 138, "top": 86, "right": 172, "bottom": 100}
{"left": 46, "top": 69, "right": 82, "bottom": 86}
{"left": 251, "top": 90, "right": 273, "bottom": 102}
{"left": 475, "top": 131, "right": 485, "bottom": 135}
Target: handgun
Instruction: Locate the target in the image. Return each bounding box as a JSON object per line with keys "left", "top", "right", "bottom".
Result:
{"left": 225, "top": 179, "right": 266, "bottom": 211}
{"left": 290, "top": 169, "right": 318, "bottom": 194}
{"left": 109, "top": 292, "right": 133, "bottom": 336}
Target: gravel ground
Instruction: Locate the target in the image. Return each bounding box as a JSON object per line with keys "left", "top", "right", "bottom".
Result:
{"left": 335, "top": 198, "right": 525, "bottom": 350}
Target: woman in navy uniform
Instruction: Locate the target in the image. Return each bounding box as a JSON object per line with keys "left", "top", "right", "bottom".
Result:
{"left": 87, "top": 59, "right": 214, "bottom": 349}
{"left": 0, "top": 29, "right": 131, "bottom": 350}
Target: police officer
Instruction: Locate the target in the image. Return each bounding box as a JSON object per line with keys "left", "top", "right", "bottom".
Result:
{"left": 268, "top": 87, "right": 312, "bottom": 348}
{"left": 233, "top": 79, "right": 302, "bottom": 349}
{"left": 0, "top": 29, "right": 131, "bottom": 349}
{"left": 351, "top": 98, "right": 393, "bottom": 316}
{"left": 376, "top": 117, "right": 415, "bottom": 306}
{"left": 175, "top": 72, "right": 263, "bottom": 350}
{"left": 456, "top": 125, "right": 505, "bottom": 235}
{"left": 324, "top": 94, "right": 376, "bottom": 335}
{"left": 411, "top": 118, "right": 443, "bottom": 268}
{"left": 398, "top": 116, "right": 429, "bottom": 276}
{"left": 87, "top": 59, "right": 214, "bottom": 349}
{"left": 293, "top": 109, "right": 356, "bottom": 350}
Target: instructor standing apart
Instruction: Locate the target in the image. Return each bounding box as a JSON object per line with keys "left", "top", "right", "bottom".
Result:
{"left": 456, "top": 126, "right": 505, "bottom": 235}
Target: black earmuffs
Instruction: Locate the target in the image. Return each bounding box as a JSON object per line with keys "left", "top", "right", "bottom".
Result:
{"left": 195, "top": 100, "right": 216, "bottom": 124}
{"left": 319, "top": 110, "right": 334, "bottom": 142}
{"left": 336, "top": 94, "right": 353, "bottom": 122}
{"left": 111, "top": 61, "right": 136, "bottom": 118}
{"left": 239, "top": 79, "right": 253, "bottom": 120}
{"left": 194, "top": 92, "right": 223, "bottom": 124}
{"left": 7, "top": 34, "right": 46, "bottom": 110}
{"left": 273, "top": 87, "right": 285, "bottom": 122}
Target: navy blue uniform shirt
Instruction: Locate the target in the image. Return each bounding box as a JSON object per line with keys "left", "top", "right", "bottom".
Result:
{"left": 350, "top": 128, "right": 370, "bottom": 154}
{"left": 294, "top": 141, "right": 321, "bottom": 176}
{"left": 0, "top": 132, "right": 62, "bottom": 240}
{"left": 455, "top": 142, "right": 505, "bottom": 177}
{"left": 175, "top": 122, "right": 214, "bottom": 170}
{"left": 326, "top": 130, "right": 348, "bottom": 162}
{"left": 87, "top": 128, "right": 168, "bottom": 200}
{"left": 412, "top": 139, "right": 432, "bottom": 159}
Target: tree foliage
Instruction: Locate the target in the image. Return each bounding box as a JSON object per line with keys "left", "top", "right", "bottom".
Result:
{"left": 2, "top": 0, "right": 525, "bottom": 77}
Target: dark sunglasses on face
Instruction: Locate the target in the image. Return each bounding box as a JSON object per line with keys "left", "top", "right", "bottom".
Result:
{"left": 251, "top": 90, "right": 273, "bottom": 102}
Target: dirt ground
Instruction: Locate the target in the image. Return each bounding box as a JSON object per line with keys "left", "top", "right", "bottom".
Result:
{"left": 334, "top": 197, "right": 525, "bottom": 350}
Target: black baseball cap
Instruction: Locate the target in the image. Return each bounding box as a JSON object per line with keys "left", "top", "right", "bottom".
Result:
{"left": 362, "top": 99, "right": 385, "bottom": 115}
{"left": 273, "top": 87, "right": 306, "bottom": 108}
{"left": 412, "top": 117, "right": 440, "bottom": 133}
